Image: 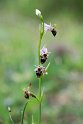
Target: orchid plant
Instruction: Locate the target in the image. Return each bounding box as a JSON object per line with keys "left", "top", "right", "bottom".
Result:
{"left": 8, "top": 9, "right": 57, "bottom": 124}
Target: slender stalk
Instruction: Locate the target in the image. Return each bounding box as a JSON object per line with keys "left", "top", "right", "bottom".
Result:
{"left": 9, "top": 113, "right": 14, "bottom": 124}
{"left": 38, "top": 33, "right": 41, "bottom": 124}
{"left": 32, "top": 115, "right": 34, "bottom": 124}
{"left": 21, "top": 96, "right": 39, "bottom": 124}
{"left": 38, "top": 34, "right": 41, "bottom": 65}
{"left": 38, "top": 17, "right": 44, "bottom": 65}
{"left": 38, "top": 16, "right": 44, "bottom": 124}
{"left": 38, "top": 33, "right": 42, "bottom": 124}
{"left": 21, "top": 101, "right": 28, "bottom": 124}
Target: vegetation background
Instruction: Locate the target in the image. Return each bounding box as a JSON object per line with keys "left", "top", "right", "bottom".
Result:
{"left": 0, "top": 0, "right": 83, "bottom": 124}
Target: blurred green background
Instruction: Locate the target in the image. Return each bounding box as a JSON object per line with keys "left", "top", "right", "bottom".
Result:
{"left": 0, "top": 0, "right": 83, "bottom": 124}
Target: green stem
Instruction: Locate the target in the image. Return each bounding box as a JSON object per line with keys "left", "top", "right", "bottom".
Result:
{"left": 38, "top": 34, "right": 42, "bottom": 124}
{"left": 32, "top": 94, "right": 40, "bottom": 102}
{"left": 21, "top": 97, "right": 39, "bottom": 124}
{"left": 38, "top": 34, "right": 41, "bottom": 65}
{"left": 9, "top": 113, "right": 14, "bottom": 124}
{"left": 21, "top": 101, "right": 28, "bottom": 124}
{"left": 38, "top": 17, "right": 44, "bottom": 65}
{"left": 38, "top": 16, "right": 44, "bottom": 124}
{"left": 38, "top": 78, "right": 42, "bottom": 124}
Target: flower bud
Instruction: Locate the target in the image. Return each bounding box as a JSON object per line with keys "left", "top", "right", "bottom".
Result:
{"left": 8, "top": 107, "right": 11, "bottom": 112}
{"left": 35, "top": 9, "right": 41, "bottom": 17}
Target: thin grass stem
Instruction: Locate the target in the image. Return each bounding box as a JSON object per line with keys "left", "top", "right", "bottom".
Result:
{"left": 21, "top": 101, "right": 28, "bottom": 124}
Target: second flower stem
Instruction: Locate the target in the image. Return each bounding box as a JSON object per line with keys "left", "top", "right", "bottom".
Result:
{"left": 21, "top": 101, "right": 28, "bottom": 124}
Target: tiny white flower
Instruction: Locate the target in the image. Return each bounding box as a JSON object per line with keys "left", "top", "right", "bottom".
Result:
{"left": 35, "top": 9, "right": 41, "bottom": 16}
{"left": 44, "top": 23, "right": 53, "bottom": 32}
{"left": 44, "top": 23, "right": 57, "bottom": 37}
{"left": 8, "top": 107, "right": 11, "bottom": 112}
